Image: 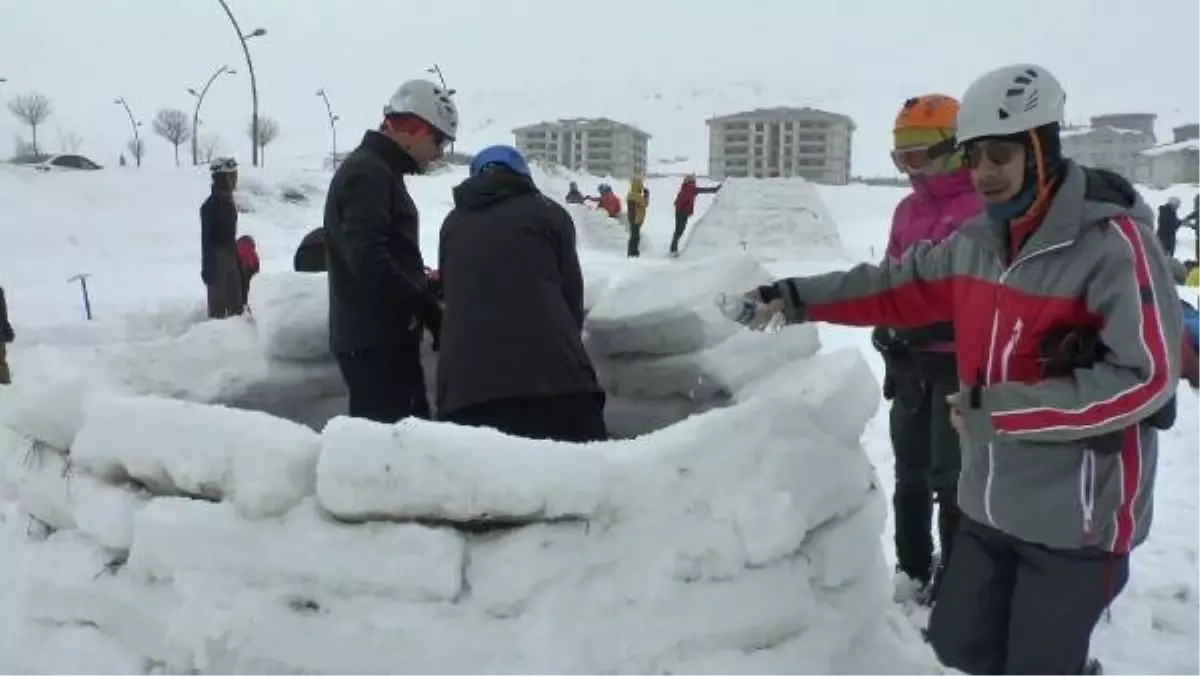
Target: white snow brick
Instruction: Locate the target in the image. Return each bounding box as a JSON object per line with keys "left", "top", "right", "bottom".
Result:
{"left": 802, "top": 489, "right": 889, "bottom": 590}
{"left": 594, "top": 323, "right": 820, "bottom": 401}
{"left": 70, "top": 473, "right": 150, "bottom": 551}
{"left": 24, "top": 532, "right": 187, "bottom": 668}
{"left": 740, "top": 347, "right": 882, "bottom": 444}
{"left": 0, "top": 374, "right": 90, "bottom": 450}
{"left": 602, "top": 394, "right": 714, "bottom": 439}
{"left": 248, "top": 271, "right": 331, "bottom": 361}
{"left": 1, "top": 621, "right": 148, "bottom": 675}
{"left": 0, "top": 425, "right": 76, "bottom": 530}
{"left": 71, "top": 394, "right": 319, "bottom": 519}
{"left": 681, "top": 177, "right": 846, "bottom": 262}
{"left": 128, "top": 497, "right": 465, "bottom": 601}
{"left": 584, "top": 255, "right": 775, "bottom": 356}
{"left": 317, "top": 415, "right": 617, "bottom": 523}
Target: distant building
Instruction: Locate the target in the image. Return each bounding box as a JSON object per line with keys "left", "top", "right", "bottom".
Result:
{"left": 705, "top": 106, "right": 854, "bottom": 184}
{"left": 1134, "top": 137, "right": 1199, "bottom": 187}
{"left": 1060, "top": 120, "right": 1155, "bottom": 180}
{"left": 512, "top": 118, "right": 649, "bottom": 179}
{"left": 1172, "top": 123, "right": 1199, "bottom": 143}
{"left": 1089, "top": 113, "right": 1158, "bottom": 141}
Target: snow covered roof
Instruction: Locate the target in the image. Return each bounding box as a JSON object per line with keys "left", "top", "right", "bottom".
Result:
{"left": 1140, "top": 139, "right": 1200, "bottom": 157}
{"left": 1060, "top": 125, "right": 1149, "bottom": 139}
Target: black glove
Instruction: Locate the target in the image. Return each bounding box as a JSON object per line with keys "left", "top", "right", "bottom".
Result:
{"left": 1038, "top": 326, "right": 1107, "bottom": 378}
{"left": 2, "top": 323, "right": 13, "bottom": 343}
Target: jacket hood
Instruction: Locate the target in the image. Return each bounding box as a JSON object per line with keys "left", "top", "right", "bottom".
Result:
{"left": 453, "top": 169, "right": 539, "bottom": 210}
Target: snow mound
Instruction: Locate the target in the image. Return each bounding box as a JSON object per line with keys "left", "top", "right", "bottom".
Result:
{"left": 680, "top": 177, "right": 846, "bottom": 262}
{"left": 568, "top": 204, "right": 656, "bottom": 255}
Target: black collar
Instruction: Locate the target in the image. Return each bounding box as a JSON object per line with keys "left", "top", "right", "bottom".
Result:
{"left": 361, "top": 130, "right": 419, "bottom": 175}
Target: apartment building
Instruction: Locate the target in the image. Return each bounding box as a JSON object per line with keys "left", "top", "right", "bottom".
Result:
{"left": 706, "top": 107, "right": 855, "bottom": 184}
{"left": 1060, "top": 113, "right": 1158, "bottom": 179}
{"left": 512, "top": 118, "right": 650, "bottom": 179}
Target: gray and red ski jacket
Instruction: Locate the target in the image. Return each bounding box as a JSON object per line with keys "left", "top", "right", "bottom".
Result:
{"left": 768, "top": 161, "right": 1182, "bottom": 553}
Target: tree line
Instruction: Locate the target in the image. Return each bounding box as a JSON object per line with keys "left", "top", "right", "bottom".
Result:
{"left": 5, "top": 90, "right": 281, "bottom": 167}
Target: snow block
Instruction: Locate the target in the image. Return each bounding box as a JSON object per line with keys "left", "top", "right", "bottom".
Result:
{"left": 72, "top": 394, "right": 319, "bottom": 519}
{"left": 0, "top": 425, "right": 76, "bottom": 530}
{"left": 0, "top": 374, "right": 91, "bottom": 451}
{"left": 603, "top": 394, "right": 718, "bottom": 439}
{"left": 568, "top": 204, "right": 655, "bottom": 256}
{"left": 584, "top": 255, "right": 774, "bottom": 356}
{"left": 317, "top": 415, "right": 616, "bottom": 523}
{"left": 248, "top": 271, "right": 331, "bottom": 361}
{"left": 128, "top": 497, "right": 465, "bottom": 601}
{"left": 69, "top": 473, "right": 150, "bottom": 551}
{"left": 594, "top": 323, "right": 820, "bottom": 401}
{"left": 23, "top": 532, "right": 187, "bottom": 668}
{"left": 681, "top": 177, "right": 846, "bottom": 262}
{"left": 741, "top": 347, "right": 881, "bottom": 444}
{"left": 0, "top": 621, "right": 148, "bottom": 675}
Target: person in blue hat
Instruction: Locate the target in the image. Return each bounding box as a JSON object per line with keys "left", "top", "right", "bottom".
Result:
{"left": 435, "top": 145, "right": 607, "bottom": 441}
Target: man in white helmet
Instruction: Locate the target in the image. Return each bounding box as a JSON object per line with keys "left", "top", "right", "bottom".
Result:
{"left": 323, "top": 79, "right": 458, "bottom": 423}
{"left": 201, "top": 157, "right": 244, "bottom": 318}
{"left": 723, "top": 63, "right": 1182, "bottom": 674}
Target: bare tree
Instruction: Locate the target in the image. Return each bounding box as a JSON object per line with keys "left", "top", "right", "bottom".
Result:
{"left": 56, "top": 127, "right": 84, "bottom": 154}
{"left": 153, "top": 108, "right": 192, "bottom": 166}
{"left": 199, "top": 134, "right": 223, "bottom": 164}
{"left": 247, "top": 116, "right": 279, "bottom": 166}
{"left": 7, "top": 91, "right": 52, "bottom": 155}
{"left": 126, "top": 138, "right": 145, "bottom": 165}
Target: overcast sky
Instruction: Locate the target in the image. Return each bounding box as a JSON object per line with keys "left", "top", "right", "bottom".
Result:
{"left": 1, "top": 0, "right": 1196, "bottom": 176}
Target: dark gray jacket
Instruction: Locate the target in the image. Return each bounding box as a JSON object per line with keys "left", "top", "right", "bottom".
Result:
{"left": 324, "top": 131, "right": 439, "bottom": 354}
{"left": 436, "top": 169, "right": 600, "bottom": 415}
{"left": 200, "top": 187, "right": 242, "bottom": 318}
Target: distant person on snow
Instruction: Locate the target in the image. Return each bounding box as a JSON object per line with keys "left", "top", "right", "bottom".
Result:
{"left": 670, "top": 174, "right": 721, "bottom": 256}
{"left": 323, "top": 78, "right": 455, "bottom": 423}
{"left": 436, "top": 145, "right": 607, "bottom": 442}
{"left": 293, "top": 227, "right": 328, "bottom": 273}
{"left": 0, "top": 285, "right": 12, "bottom": 385}
{"left": 873, "top": 93, "right": 983, "bottom": 607}
{"left": 200, "top": 157, "right": 245, "bottom": 319}
{"left": 727, "top": 64, "right": 1181, "bottom": 675}
{"left": 235, "top": 235, "right": 260, "bottom": 312}
{"left": 1157, "top": 196, "right": 1182, "bottom": 257}
{"left": 565, "top": 181, "right": 585, "bottom": 204}
{"left": 585, "top": 183, "right": 622, "bottom": 218}
{"left": 626, "top": 176, "right": 649, "bottom": 257}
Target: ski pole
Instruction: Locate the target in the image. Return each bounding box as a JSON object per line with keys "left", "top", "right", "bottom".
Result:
{"left": 67, "top": 273, "right": 93, "bottom": 320}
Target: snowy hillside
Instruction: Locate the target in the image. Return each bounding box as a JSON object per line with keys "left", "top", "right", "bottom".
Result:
{"left": 0, "top": 161, "right": 1196, "bottom": 674}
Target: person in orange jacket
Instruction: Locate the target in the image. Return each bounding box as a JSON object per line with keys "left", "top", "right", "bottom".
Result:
{"left": 584, "top": 183, "right": 622, "bottom": 218}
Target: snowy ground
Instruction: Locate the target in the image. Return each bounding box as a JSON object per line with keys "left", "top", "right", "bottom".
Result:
{"left": 0, "top": 159, "right": 1195, "bottom": 674}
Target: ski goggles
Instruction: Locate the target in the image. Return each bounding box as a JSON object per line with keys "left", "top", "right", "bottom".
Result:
{"left": 963, "top": 139, "right": 1024, "bottom": 169}
{"left": 891, "top": 136, "right": 958, "bottom": 172}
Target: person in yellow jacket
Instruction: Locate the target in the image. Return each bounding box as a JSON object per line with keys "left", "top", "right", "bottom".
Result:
{"left": 626, "top": 176, "right": 649, "bottom": 257}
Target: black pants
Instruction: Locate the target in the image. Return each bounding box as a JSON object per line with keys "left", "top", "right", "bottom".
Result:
{"left": 1158, "top": 227, "right": 1178, "bottom": 258}
{"left": 335, "top": 342, "right": 430, "bottom": 424}
{"left": 928, "top": 516, "right": 1128, "bottom": 675}
{"left": 890, "top": 371, "right": 961, "bottom": 584}
{"left": 440, "top": 392, "right": 608, "bottom": 442}
{"left": 669, "top": 212, "right": 689, "bottom": 253}
{"left": 627, "top": 222, "right": 642, "bottom": 258}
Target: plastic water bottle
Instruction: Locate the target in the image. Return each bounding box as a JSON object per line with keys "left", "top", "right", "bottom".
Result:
{"left": 715, "top": 292, "right": 759, "bottom": 325}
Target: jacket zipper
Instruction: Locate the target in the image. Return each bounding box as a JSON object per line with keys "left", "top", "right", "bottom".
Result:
{"left": 980, "top": 241, "right": 1074, "bottom": 528}
{"left": 1079, "top": 448, "right": 1098, "bottom": 543}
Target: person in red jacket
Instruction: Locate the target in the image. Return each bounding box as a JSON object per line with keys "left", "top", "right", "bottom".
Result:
{"left": 670, "top": 174, "right": 721, "bottom": 255}
{"left": 584, "top": 183, "right": 622, "bottom": 218}
{"left": 235, "top": 235, "right": 260, "bottom": 312}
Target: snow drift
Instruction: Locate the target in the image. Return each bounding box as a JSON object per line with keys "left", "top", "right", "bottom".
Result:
{"left": 680, "top": 177, "right": 846, "bottom": 262}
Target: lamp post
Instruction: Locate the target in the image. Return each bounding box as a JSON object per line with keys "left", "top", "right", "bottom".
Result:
{"left": 215, "top": 0, "right": 266, "bottom": 166}
{"left": 188, "top": 65, "right": 236, "bottom": 166}
{"left": 114, "top": 97, "right": 142, "bottom": 167}
{"left": 425, "top": 64, "right": 456, "bottom": 154}
{"left": 316, "top": 88, "right": 339, "bottom": 169}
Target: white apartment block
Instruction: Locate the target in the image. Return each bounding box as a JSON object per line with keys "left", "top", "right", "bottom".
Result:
{"left": 706, "top": 107, "right": 854, "bottom": 184}
{"left": 1060, "top": 113, "right": 1157, "bottom": 180}
{"left": 1134, "top": 123, "right": 1200, "bottom": 188}
{"left": 512, "top": 118, "right": 650, "bottom": 179}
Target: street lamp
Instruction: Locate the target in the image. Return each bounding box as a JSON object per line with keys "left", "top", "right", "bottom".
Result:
{"left": 114, "top": 97, "right": 143, "bottom": 167}
{"left": 316, "top": 88, "right": 340, "bottom": 169}
{"left": 425, "top": 64, "right": 457, "bottom": 154}
{"left": 216, "top": 0, "right": 266, "bottom": 166}
{"left": 188, "top": 65, "right": 236, "bottom": 165}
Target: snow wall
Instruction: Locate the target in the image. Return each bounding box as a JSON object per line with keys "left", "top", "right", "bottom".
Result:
{"left": 0, "top": 258, "right": 938, "bottom": 674}
{"left": 679, "top": 177, "right": 847, "bottom": 262}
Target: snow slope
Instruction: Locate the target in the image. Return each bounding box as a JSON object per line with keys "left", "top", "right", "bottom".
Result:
{"left": 0, "top": 162, "right": 1196, "bottom": 674}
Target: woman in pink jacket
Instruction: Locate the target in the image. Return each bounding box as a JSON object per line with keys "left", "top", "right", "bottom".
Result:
{"left": 873, "top": 94, "right": 983, "bottom": 606}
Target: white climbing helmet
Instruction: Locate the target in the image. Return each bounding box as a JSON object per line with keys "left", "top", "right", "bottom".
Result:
{"left": 209, "top": 156, "right": 239, "bottom": 174}
{"left": 383, "top": 79, "right": 458, "bottom": 140}
{"left": 956, "top": 64, "right": 1067, "bottom": 144}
